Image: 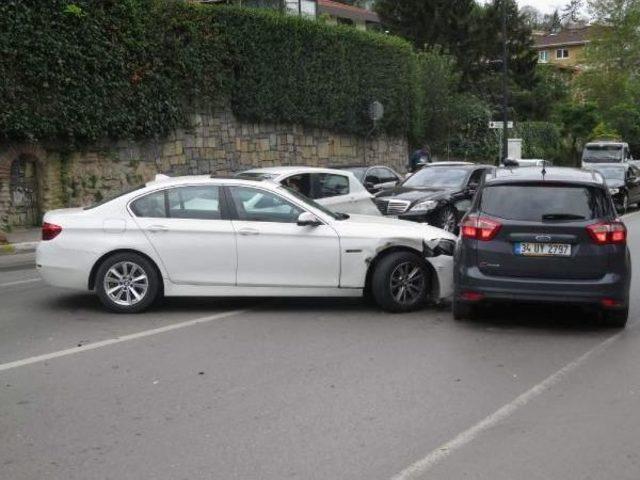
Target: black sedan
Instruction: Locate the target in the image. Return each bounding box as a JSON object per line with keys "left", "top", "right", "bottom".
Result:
{"left": 589, "top": 163, "right": 640, "bottom": 213}
{"left": 375, "top": 163, "right": 494, "bottom": 232}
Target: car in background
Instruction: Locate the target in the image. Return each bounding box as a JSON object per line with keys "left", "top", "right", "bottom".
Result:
{"left": 236, "top": 167, "right": 380, "bottom": 216}
{"left": 331, "top": 165, "right": 403, "bottom": 194}
{"left": 454, "top": 167, "right": 631, "bottom": 327}
{"left": 582, "top": 141, "right": 632, "bottom": 168}
{"left": 503, "top": 158, "right": 553, "bottom": 167}
{"left": 586, "top": 163, "right": 640, "bottom": 212}
{"left": 36, "top": 175, "right": 456, "bottom": 313}
{"left": 374, "top": 163, "right": 494, "bottom": 232}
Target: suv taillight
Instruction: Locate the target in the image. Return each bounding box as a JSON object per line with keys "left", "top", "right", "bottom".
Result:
{"left": 586, "top": 221, "right": 626, "bottom": 245}
{"left": 461, "top": 214, "right": 502, "bottom": 241}
{"left": 42, "top": 222, "right": 62, "bottom": 241}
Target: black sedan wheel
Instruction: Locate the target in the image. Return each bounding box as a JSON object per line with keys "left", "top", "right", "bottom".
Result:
{"left": 436, "top": 206, "right": 458, "bottom": 233}
{"left": 371, "top": 252, "right": 429, "bottom": 312}
{"left": 615, "top": 193, "right": 629, "bottom": 214}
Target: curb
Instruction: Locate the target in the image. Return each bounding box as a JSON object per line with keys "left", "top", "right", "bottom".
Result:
{"left": 0, "top": 241, "right": 39, "bottom": 255}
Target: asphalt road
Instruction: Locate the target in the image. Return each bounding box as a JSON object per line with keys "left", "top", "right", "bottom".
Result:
{"left": 2, "top": 212, "right": 640, "bottom": 480}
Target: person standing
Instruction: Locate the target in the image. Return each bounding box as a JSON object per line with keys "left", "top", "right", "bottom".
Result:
{"left": 409, "top": 143, "right": 432, "bottom": 172}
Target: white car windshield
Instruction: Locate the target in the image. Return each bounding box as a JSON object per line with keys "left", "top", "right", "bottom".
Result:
{"left": 403, "top": 168, "right": 468, "bottom": 188}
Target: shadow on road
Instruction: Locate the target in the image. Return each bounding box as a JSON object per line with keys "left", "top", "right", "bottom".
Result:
{"left": 40, "top": 292, "right": 613, "bottom": 334}
{"left": 458, "top": 302, "right": 609, "bottom": 333}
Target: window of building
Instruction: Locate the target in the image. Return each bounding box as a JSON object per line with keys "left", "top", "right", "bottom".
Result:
{"left": 539, "top": 50, "right": 549, "bottom": 63}
{"left": 337, "top": 17, "right": 354, "bottom": 26}
{"left": 556, "top": 48, "right": 570, "bottom": 59}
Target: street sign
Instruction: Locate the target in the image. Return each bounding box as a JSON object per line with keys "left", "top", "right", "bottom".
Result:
{"left": 489, "top": 121, "right": 513, "bottom": 129}
{"left": 368, "top": 101, "right": 384, "bottom": 122}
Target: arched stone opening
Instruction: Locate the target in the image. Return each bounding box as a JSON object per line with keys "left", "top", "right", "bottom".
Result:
{"left": 8, "top": 154, "right": 41, "bottom": 227}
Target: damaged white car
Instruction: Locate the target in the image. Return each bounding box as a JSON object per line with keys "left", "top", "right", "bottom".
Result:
{"left": 37, "top": 175, "right": 455, "bottom": 313}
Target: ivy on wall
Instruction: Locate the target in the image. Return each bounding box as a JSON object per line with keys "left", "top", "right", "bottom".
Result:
{"left": 0, "top": 0, "right": 418, "bottom": 145}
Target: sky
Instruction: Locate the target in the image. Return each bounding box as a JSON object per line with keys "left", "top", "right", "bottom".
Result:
{"left": 518, "top": 0, "right": 569, "bottom": 14}
{"left": 480, "top": 0, "right": 573, "bottom": 14}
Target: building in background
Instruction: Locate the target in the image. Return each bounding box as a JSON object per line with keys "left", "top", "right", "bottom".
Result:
{"left": 197, "top": 0, "right": 381, "bottom": 30}
{"left": 316, "top": 0, "right": 380, "bottom": 31}
{"left": 533, "top": 26, "right": 595, "bottom": 70}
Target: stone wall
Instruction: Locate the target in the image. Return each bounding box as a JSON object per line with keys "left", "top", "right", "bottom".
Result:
{"left": 0, "top": 105, "right": 408, "bottom": 229}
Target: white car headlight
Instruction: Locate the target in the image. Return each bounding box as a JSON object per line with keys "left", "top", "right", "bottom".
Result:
{"left": 410, "top": 200, "right": 438, "bottom": 212}
{"left": 609, "top": 188, "right": 620, "bottom": 195}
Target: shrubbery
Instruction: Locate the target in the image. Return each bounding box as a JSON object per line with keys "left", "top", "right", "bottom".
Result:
{"left": 515, "top": 121, "right": 562, "bottom": 162}
{"left": 0, "top": 0, "right": 418, "bottom": 144}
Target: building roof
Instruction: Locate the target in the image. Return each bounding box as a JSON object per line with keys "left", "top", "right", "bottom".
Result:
{"left": 533, "top": 26, "right": 593, "bottom": 49}
{"left": 317, "top": 0, "right": 380, "bottom": 23}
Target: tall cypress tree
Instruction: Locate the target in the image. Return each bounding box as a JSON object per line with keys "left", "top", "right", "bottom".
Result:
{"left": 375, "top": 0, "right": 537, "bottom": 118}
{"left": 375, "top": 0, "right": 477, "bottom": 60}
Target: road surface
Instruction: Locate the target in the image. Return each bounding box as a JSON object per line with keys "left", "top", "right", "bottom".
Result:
{"left": 2, "top": 213, "right": 640, "bottom": 480}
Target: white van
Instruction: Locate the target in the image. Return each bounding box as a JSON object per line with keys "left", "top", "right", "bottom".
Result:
{"left": 582, "top": 141, "right": 632, "bottom": 167}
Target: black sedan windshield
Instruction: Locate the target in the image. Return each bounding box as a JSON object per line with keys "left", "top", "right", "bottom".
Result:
{"left": 594, "top": 166, "right": 625, "bottom": 182}
{"left": 403, "top": 167, "right": 468, "bottom": 189}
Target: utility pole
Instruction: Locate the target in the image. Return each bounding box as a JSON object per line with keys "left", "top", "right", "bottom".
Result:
{"left": 501, "top": 0, "right": 509, "bottom": 165}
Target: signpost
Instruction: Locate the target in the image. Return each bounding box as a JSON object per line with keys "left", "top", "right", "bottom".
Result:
{"left": 364, "top": 100, "right": 384, "bottom": 165}
{"left": 489, "top": 121, "right": 514, "bottom": 164}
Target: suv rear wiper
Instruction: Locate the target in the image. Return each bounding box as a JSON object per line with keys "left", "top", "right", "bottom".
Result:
{"left": 542, "top": 213, "right": 586, "bottom": 220}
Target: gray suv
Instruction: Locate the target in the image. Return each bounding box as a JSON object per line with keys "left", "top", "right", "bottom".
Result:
{"left": 454, "top": 167, "right": 631, "bottom": 327}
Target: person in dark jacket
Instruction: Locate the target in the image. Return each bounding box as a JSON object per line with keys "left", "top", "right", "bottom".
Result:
{"left": 409, "top": 144, "right": 432, "bottom": 172}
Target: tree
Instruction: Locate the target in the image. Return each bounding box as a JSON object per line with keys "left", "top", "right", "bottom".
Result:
{"left": 543, "top": 9, "right": 562, "bottom": 32}
{"left": 374, "top": 0, "right": 477, "bottom": 60}
{"left": 464, "top": 0, "right": 538, "bottom": 117}
{"left": 579, "top": 0, "right": 640, "bottom": 152}
{"left": 561, "top": 0, "right": 585, "bottom": 25}
{"left": 412, "top": 48, "right": 493, "bottom": 159}
{"left": 554, "top": 102, "right": 600, "bottom": 165}
{"left": 376, "top": 0, "right": 538, "bottom": 119}
{"left": 520, "top": 5, "right": 544, "bottom": 29}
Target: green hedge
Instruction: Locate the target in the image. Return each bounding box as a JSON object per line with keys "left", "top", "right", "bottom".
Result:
{"left": 219, "top": 8, "right": 417, "bottom": 137}
{"left": 0, "top": 1, "right": 417, "bottom": 144}
{"left": 515, "top": 121, "right": 562, "bottom": 162}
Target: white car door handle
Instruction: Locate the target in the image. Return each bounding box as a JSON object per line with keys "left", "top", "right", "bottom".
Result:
{"left": 238, "top": 228, "right": 260, "bottom": 236}
{"left": 146, "top": 225, "right": 168, "bottom": 233}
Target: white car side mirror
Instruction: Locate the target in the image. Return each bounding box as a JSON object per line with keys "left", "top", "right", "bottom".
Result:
{"left": 297, "top": 212, "right": 322, "bottom": 227}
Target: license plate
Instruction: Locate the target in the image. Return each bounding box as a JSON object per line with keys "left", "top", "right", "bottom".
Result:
{"left": 515, "top": 242, "right": 571, "bottom": 257}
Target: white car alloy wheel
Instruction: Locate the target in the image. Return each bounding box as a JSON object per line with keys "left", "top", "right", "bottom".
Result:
{"left": 96, "top": 253, "right": 160, "bottom": 313}
{"left": 390, "top": 261, "right": 426, "bottom": 306}
{"left": 103, "top": 261, "right": 149, "bottom": 306}
{"left": 371, "top": 251, "right": 430, "bottom": 312}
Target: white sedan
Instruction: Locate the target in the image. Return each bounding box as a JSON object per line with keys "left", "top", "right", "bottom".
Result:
{"left": 236, "top": 166, "right": 381, "bottom": 216}
{"left": 36, "top": 175, "right": 455, "bottom": 313}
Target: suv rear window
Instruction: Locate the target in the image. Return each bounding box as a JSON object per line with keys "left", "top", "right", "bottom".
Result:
{"left": 480, "top": 184, "right": 611, "bottom": 221}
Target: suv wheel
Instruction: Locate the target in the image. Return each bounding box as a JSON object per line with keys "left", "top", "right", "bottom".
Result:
{"left": 437, "top": 206, "right": 458, "bottom": 233}
{"left": 601, "top": 306, "right": 628, "bottom": 328}
{"left": 96, "top": 253, "right": 159, "bottom": 313}
{"left": 371, "top": 252, "right": 429, "bottom": 312}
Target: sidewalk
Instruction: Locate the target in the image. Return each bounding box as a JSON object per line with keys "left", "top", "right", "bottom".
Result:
{"left": 0, "top": 227, "right": 40, "bottom": 255}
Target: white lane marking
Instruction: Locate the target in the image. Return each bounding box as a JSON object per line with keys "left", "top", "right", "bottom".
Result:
{"left": 0, "top": 309, "right": 247, "bottom": 373}
{"left": 0, "top": 278, "right": 41, "bottom": 288}
{"left": 391, "top": 331, "right": 624, "bottom": 480}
